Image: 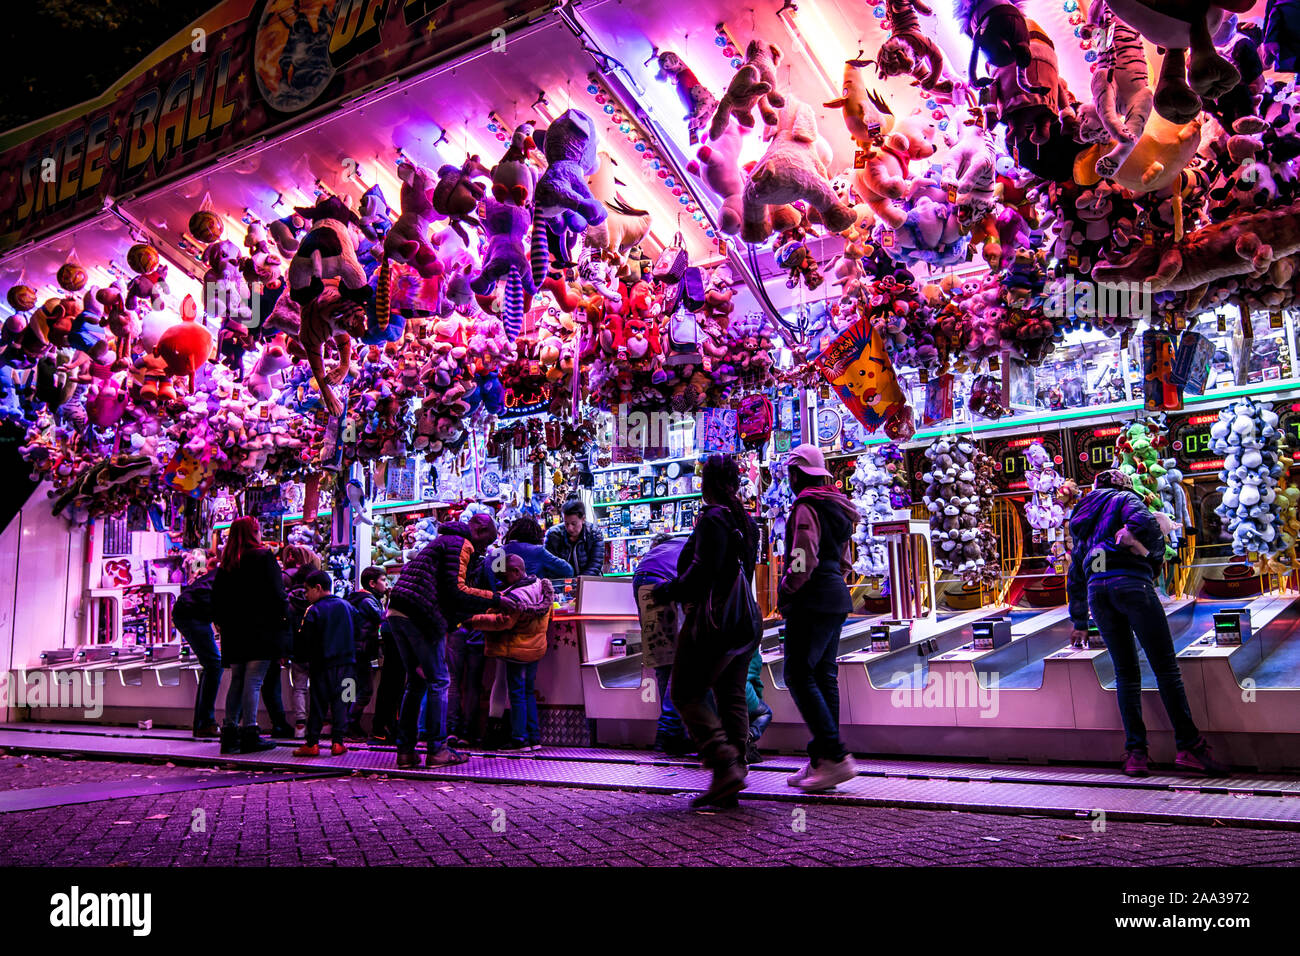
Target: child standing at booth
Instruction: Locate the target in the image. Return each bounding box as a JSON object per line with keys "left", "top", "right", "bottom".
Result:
{"left": 172, "top": 550, "right": 222, "bottom": 738}
{"left": 293, "top": 570, "right": 356, "bottom": 758}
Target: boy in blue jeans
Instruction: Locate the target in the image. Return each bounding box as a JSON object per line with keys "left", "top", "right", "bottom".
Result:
{"left": 293, "top": 570, "right": 356, "bottom": 757}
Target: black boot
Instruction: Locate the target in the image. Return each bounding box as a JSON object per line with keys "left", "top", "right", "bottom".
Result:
{"left": 219, "top": 724, "right": 240, "bottom": 754}
{"left": 692, "top": 744, "right": 746, "bottom": 808}
{"left": 239, "top": 726, "right": 277, "bottom": 754}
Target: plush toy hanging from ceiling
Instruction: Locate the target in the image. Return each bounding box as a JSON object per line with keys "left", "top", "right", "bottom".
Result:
{"left": 1101, "top": 0, "right": 1253, "bottom": 124}
{"left": 1080, "top": 1, "right": 1154, "bottom": 178}
{"left": 654, "top": 49, "right": 719, "bottom": 143}
{"left": 383, "top": 163, "right": 444, "bottom": 279}
{"left": 584, "top": 152, "right": 652, "bottom": 263}
{"left": 471, "top": 199, "right": 535, "bottom": 339}
{"left": 532, "top": 109, "right": 608, "bottom": 272}
{"left": 491, "top": 123, "right": 540, "bottom": 206}
{"left": 432, "top": 155, "right": 490, "bottom": 244}
{"left": 709, "top": 39, "right": 785, "bottom": 139}
{"left": 958, "top": 0, "right": 1033, "bottom": 87}
{"left": 871, "top": 0, "right": 954, "bottom": 94}
{"left": 741, "top": 99, "right": 860, "bottom": 242}
{"left": 686, "top": 116, "right": 747, "bottom": 235}
{"left": 288, "top": 195, "right": 376, "bottom": 307}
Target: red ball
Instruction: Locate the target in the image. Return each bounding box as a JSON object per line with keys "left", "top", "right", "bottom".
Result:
{"left": 188, "top": 211, "right": 223, "bottom": 243}
{"left": 127, "top": 243, "right": 160, "bottom": 275}
{"left": 6, "top": 284, "right": 36, "bottom": 311}
{"left": 56, "top": 263, "right": 87, "bottom": 292}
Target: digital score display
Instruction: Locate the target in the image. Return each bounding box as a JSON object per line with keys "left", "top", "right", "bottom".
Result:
{"left": 905, "top": 446, "right": 929, "bottom": 500}
{"left": 982, "top": 432, "right": 1065, "bottom": 491}
{"left": 1274, "top": 400, "right": 1300, "bottom": 453}
{"left": 1169, "top": 412, "right": 1225, "bottom": 475}
{"left": 1067, "top": 424, "right": 1124, "bottom": 484}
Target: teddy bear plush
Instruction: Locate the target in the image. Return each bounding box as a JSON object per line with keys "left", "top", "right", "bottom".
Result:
{"left": 742, "top": 99, "right": 860, "bottom": 243}
{"left": 709, "top": 40, "right": 785, "bottom": 140}
{"left": 852, "top": 112, "right": 936, "bottom": 229}
{"left": 533, "top": 110, "right": 608, "bottom": 272}
{"left": 432, "top": 155, "right": 490, "bottom": 244}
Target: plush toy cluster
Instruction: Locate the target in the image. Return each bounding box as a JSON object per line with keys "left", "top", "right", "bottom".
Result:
{"left": 1023, "top": 441, "right": 1065, "bottom": 537}
{"left": 1113, "top": 418, "right": 1185, "bottom": 558}
{"left": 1210, "top": 399, "right": 1287, "bottom": 558}
{"left": 922, "top": 434, "right": 1000, "bottom": 585}
{"left": 848, "top": 443, "right": 911, "bottom": 576}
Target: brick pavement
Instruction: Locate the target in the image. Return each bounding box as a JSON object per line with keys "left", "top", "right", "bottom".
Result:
{"left": 2, "top": 753, "right": 1300, "bottom": 866}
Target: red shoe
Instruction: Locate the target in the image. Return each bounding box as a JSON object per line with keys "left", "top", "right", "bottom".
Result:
{"left": 1122, "top": 750, "right": 1149, "bottom": 777}
{"left": 331, "top": 742, "right": 348, "bottom": 756}
{"left": 292, "top": 744, "right": 320, "bottom": 757}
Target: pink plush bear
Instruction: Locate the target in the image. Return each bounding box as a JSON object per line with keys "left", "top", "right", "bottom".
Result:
{"left": 687, "top": 118, "right": 747, "bottom": 235}
{"left": 853, "top": 114, "right": 937, "bottom": 228}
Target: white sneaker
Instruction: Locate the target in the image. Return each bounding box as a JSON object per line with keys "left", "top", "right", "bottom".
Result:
{"left": 787, "top": 762, "right": 814, "bottom": 787}
{"left": 529, "top": 744, "right": 544, "bottom": 752}
{"left": 797, "top": 756, "right": 858, "bottom": 792}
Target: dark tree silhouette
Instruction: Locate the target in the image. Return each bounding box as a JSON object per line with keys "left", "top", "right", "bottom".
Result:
{"left": 0, "top": 0, "right": 217, "bottom": 134}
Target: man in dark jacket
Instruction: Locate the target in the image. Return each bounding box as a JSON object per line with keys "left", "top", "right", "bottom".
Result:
{"left": 172, "top": 559, "right": 221, "bottom": 738}
{"left": 632, "top": 534, "right": 690, "bottom": 753}
{"left": 1066, "top": 469, "right": 1226, "bottom": 778}
{"left": 343, "top": 566, "right": 387, "bottom": 740}
{"left": 544, "top": 500, "right": 605, "bottom": 576}
{"left": 778, "top": 444, "right": 860, "bottom": 793}
{"left": 292, "top": 570, "right": 356, "bottom": 758}
{"left": 388, "top": 517, "right": 501, "bottom": 767}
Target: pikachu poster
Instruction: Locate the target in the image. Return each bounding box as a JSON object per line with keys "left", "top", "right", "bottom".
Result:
{"left": 813, "top": 316, "right": 907, "bottom": 432}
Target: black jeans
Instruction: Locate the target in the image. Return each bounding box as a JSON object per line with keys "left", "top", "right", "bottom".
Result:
{"left": 1088, "top": 578, "right": 1201, "bottom": 753}
{"left": 446, "top": 629, "right": 487, "bottom": 739}
{"left": 783, "top": 609, "right": 849, "bottom": 763}
{"left": 348, "top": 644, "right": 377, "bottom": 732}
{"left": 306, "top": 663, "right": 354, "bottom": 746}
{"left": 670, "top": 627, "right": 751, "bottom": 768}
{"left": 261, "top": 659, "right": 290, "bottom": 728}
{"left": 389, "top": 614, "right": 450, "bottom": 753}
{"left": 371, "top": 624, "right": 406, "bottom": 739}
{"left": 175, "top": 617, "right": 221, "bottom": 729}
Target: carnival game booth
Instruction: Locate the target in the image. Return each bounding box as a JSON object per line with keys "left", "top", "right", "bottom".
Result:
{"left": 6, "top": 0, "right": 1300, "bottom": 766}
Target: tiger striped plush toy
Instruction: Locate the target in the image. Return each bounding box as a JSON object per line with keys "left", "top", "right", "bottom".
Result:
{"left": 1086, "top": 1, "right": 1155, "bottom": 178}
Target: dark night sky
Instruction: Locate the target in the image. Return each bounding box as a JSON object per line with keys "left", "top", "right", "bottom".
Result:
{"left": 0, "top": 1, "right": 218, "bottom": 135}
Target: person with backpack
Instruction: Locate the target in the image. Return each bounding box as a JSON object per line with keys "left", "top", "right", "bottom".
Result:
{"left": 778, "top": 444, "right": 860, "bottom": 793}
{"left": 1066, "top": 469, "right": 1228, "bottom": 778}
{"left": 172, "top": 550, "right": 221, "bottom": 738}
{"left": 344, "top": 566, "right": 388, "bottom": 740}
{"left": 651, "top": 455, "right": 761, "bottom": 808}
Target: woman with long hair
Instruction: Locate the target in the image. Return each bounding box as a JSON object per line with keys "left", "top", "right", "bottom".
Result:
{"left": 212, "top": 517, "right": 291, "bottom": 754}
{"left": 651, "top": 454, "right": 760, "bottom": 808}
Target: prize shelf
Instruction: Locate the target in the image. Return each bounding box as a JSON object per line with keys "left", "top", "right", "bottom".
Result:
{"left": 603, "top": 530, "right": 692, "bottom": 543}
{"left": 591, "top": 492, "right": 701, "bottom": 508}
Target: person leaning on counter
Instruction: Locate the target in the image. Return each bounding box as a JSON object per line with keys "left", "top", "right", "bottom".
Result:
{"left": 544, "top": 499, "right": 605, "bottom": 576}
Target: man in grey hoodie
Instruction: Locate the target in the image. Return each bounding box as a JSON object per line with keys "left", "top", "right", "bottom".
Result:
{"left": 778, "top": 444, "right": 861, "bottom": 793}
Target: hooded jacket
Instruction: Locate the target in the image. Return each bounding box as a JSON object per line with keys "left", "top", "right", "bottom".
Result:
{"left": 297, "top": 594, "right": 357, "bottom": 667}
{"left": 389, "top": 521, "right": 498, "bottom": 639}
{"left": 173, "top": 568, "right": 218, "bottom": 627}
{"left": 1066, "top": 486, "right": 1164, "bottom": 629}
{"left": 470, "top": 575, "right": 554, "bottom": 663}
{"left": 778, "top": 484, "right": 858, "bottom": 615}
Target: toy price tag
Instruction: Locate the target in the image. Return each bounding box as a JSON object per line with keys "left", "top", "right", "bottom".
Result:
{"left": 919, "top": 368, "right": 930, "bottom": 383}
{"left": 1172, "top": 313, "right": 1185, "bottom": 331}
{"left": 1121, "top": 329, "right": 1133, "bottom": 348}
{"left": 1067, "top": 252, "right": 1079, "bottom": 268}
{"left": 259, "top": 405, "right": 270, "bottom": 420}
{"left": 944, "top": 181, "right": 958, "bottom": 203}
{"left": 1143, "top": 231, "right": 1154, "bottom": 246}
{"left": 879, "top": 230, "right": 895, "bottom": 249}
{"left": 1272, "top": 312, "right": 1284, "bottom": 329}
{"left": 1218, "top": 314, "right": 1227, "bottom": 333}
{"left": 988, "top": 356, "right": 1000, "bottom": 371}
{"left": 854, "top": 149, "right": 868, "bottom": 169}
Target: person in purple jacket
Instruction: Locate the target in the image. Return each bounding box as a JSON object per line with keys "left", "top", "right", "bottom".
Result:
{"left": 1066, "top": 470, "right": 1227, "bottom": 778}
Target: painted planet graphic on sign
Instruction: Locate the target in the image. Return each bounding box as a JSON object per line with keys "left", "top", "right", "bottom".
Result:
{"left": 253, "top": 0, "right": 338, "bottom": 114}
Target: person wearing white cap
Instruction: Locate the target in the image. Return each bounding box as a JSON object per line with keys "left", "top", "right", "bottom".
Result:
{"left": 778, "top": 443, "right": 861, "bottom": 792}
